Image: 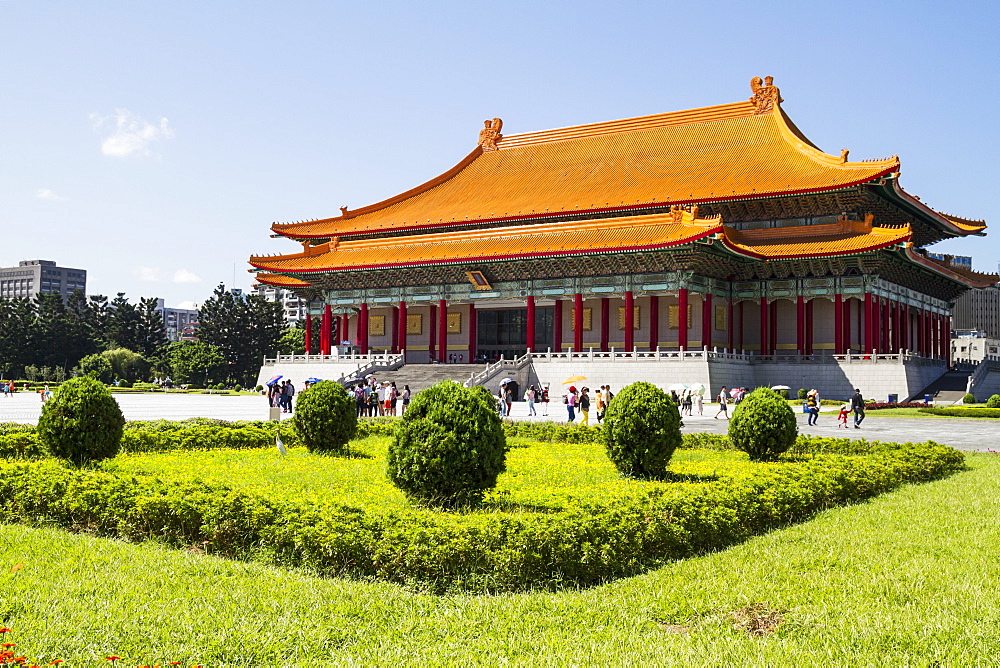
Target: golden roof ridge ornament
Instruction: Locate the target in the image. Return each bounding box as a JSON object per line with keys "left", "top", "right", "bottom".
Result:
{"left": 749, "top": 76, "right": 782, "bottom": 114}
{"left": 478, "top": 117, "right": 503, "bottom": 151}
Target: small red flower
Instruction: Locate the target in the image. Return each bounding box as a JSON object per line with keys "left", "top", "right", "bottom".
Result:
{"left": 2, "top": 643, "right": 16, "bottom": 648}
{"left": 0, "top": 628, "right": 10, "bottom": 633}
{"left": 49, "top": 662, "right": 65, "bottom": 665}
{"left": 106, "top": 657, "right": 121, "bottom": 662}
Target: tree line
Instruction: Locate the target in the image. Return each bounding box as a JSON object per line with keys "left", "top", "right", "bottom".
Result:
{"left": 0, "top": 284, "right": 287, "bottom": 387}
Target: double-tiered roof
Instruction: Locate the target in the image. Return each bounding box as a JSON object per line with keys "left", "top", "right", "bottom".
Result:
{"left": 251, "top": 77, "right": 990, "bottom": 292}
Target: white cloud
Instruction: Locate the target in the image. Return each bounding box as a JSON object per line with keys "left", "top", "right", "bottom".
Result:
{"left": 36, "top": 189, "right": 66, "bottom": 201}
{"left": 90, "top": 108, "right": 174, "bottom": 158}
{"left": 176, "top": 300, "right": 198, "bottom": 310}
{"left": 134, "top": 266, "right": 162, "bottom": 282}
{"left": 172, "top": 269, "right": 202, "bottom": 284}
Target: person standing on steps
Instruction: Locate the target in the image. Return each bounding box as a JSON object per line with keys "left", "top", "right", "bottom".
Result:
{"left": 714, "top": 386, "right": 729, "bottom": 419}
{"left": 851, "top": 388, "right": 866, "bottom": 428}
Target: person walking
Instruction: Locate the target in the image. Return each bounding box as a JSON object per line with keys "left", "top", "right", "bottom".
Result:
{"left": 578, "top": 387, "right": 591, "bottom": 425}
{"left": 504, "top": 384, "right": 513, "bottom": 417}
{"left": 594, "top": 387, "right": 605, "bottom": 422}
{"left": 714, "top": 386, "right": 730, "bottom": 419}
{"left": 682, "top": 389, "right": 693, "bottom": 416}
{"left": 851, "top": 388, "right": 866, "bottom": 428}
{"left": 541, "top": 384, "right": 550, "bottom": 416}
{"left": 806, "top": 389, "right": 819, "bottom": 426}
{"left": 401, "top": 385, "right": 411, "bottom": 415}
{"left": 284, "top": 380, "right": 295, "bottom": 414}
{"left": 695, "top": 390, "right": 704, "bottom": 416}
{"left": 566, "top": 386, "right": 577, "bottom": 422}
{"left": 526, "top": 385, "right": 537, "bottom": 416}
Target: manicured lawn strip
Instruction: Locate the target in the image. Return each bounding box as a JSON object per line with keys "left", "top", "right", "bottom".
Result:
{"left": 1, "top": 454, "right": 997, "bottom": 665}
{"left": 0, "top": 439, "right": 963, "bottom": 592}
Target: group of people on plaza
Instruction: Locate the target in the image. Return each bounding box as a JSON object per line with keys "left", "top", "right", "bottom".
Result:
{"left": 353, "top": 376, "right": 410, "bottom": 417}
{"left": 558, "top": 385, "right": 615, "bottom": 425}
{"left": 267, "top": 379, "right": 296, "bottom": 413}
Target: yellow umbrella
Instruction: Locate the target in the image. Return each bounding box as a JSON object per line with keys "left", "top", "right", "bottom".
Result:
{"left": 562, "top": 375, "right": 587, "bottom": 384}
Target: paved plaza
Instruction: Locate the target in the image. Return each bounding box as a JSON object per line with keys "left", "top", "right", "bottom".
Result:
{"left": 1, "top": 391, "right": 994, "bottom": 452}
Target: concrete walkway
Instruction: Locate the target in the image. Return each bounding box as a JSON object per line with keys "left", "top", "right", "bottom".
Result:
{"left": 1, "top": 392, "right": 994, "bottom": 452}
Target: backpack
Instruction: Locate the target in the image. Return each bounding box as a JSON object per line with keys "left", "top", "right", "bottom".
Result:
{"left": 563, "top": 394, "right": 568, "bottom": 404}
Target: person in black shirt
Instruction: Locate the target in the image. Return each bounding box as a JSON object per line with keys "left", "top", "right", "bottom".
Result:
{"left": 850, "top": 388, "right": 866, "bottom": 428}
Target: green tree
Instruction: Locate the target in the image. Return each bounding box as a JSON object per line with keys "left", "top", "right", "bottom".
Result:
{"left": 167, "top": 341, "right": 226, "bottom": 386}
{"left": 0, "top": 297, "right": 35, "bottom": 377}
{"left": 78, "top": 353, "right": 114, "bottom": 384}
{"left": 105, "top": 293, "right": 143, "bottom": 352}
{"left": 276, "top": 326, "right": 305, "bottom": 355}
{"left": 102, "top": 347, "right": 145, "bottom": 382}
{"left": 197, "top": 284, "right": 285, "bottom": 386}
{"left": 136, "top": 297, "right": 168, "bottom": 358}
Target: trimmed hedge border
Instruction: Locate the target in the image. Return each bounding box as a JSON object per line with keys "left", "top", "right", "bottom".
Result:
{"left": 0, "top": 431, "right": 965, "bottom": 592}
{"left": 918, "top": 407, "right": 1000, "bottom": 418}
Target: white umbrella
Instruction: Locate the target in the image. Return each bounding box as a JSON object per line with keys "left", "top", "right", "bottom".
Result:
{"left": 689, "top": 382, "right": 706, "bottom": 395}
{"left": 667, "top": 383, "right": 688, "bottom": 392}
{"left": 500, "top": 377, "right": 515, "bottom": 386}
{"left": 770, "top": 385, "right": 791, "bottom": 391}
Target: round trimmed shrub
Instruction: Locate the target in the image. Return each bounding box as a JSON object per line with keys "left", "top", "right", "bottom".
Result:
{"left": 797, "top": 388, "right": 808, "bottom": 400}
{"left": 728, "top": 387, "right": 797, "bottom": 461}
{"left": 117, "top": 379, "right": 132, "bottom": 388}
{"left": 388, "top": 381, "right": 506, "bottom": 507}
{"left": 963, "top": 393, "right": 976, "bottom": 404}
{"left": 602, "top": 382, "right": 680, "bottom": 479}
{"left": 987, "top": 394, "right": 1000, "bottom": 409}
{"left": 38, "top": 376, "right": 125, "bottom": 466}
{"left": 292, "top": 380, "right": 356, "bottom": 453}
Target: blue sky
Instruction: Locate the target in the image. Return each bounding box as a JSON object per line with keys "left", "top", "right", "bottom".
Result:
{"left": 1, "top": 1, "right": 997, "bottom": 309}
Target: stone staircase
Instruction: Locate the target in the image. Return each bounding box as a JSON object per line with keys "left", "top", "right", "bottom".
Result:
{"left": 355, "top": 364, "right": 482, "bottom": 395}
{"left": 913, "top": 370, "right": 970, "bottom": 404}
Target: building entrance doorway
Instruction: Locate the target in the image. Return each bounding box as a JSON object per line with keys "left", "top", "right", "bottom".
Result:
{"left": 476, "top": 307, "right": 554, "bottom": 361}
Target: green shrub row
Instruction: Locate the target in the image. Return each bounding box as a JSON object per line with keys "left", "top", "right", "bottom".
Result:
{"left": 501, "top": 421, "right": 604, "bottom": 443}
{"left": 918, "top": 407, "right": 1000, "bottom": 418}
{"left": 0, "top": 439, "right": 963, "bottom": 592}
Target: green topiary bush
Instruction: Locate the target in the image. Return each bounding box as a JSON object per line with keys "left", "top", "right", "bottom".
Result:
{"left": 602, "top": 381, "right": 681, "bottom": 479}
{"left": 797, "top": 388, "right": 807, "bottom": 400}
{"left": 388, "top": 381, "right": 506, "bottom": 507}
{"left": 987, "top": 394, "right": 1000, "bottom": 409}
{"left": 292, "top": 381, "right": 356, "bottom": 453}
{"left": 37, "top": 376, "right": 125, "bottom": 466}
{"left": 963, "top": 393, "right": 976, "bottom": 404}
{"left": 728, "top": 387, "right": 797, "bottom": 461}
{"left": 117, "top": 379, "right": 132, "bottom": 388}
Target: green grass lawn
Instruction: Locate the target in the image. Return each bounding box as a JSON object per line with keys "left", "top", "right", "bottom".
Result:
{"left": 2, "top": 452, "right": 998, "bottom": 665}
{"left": 101, "top": 437, "right": 744, "bottom": 514}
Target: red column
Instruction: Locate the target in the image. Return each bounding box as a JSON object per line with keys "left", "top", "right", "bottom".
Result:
{"left": 796, "top": 295, "right": 805, "bottom": 355}
{"left": 574, "top": 293, "right": 584, "bottom": 351}
{"left": 649, "top": 295, "right": 659, "bottom": 351}
{"left": 397, "top": 301, "right": 407, "bottom": 360}
{"left": 467, "top": 303, "right": 476, "bottom": 363}
{"left": 322, "top": 304, "right": 333, "bottom": 355}
{"left": 526, "top": 296, "right": 536, "bottom": 353}
{"left": 391, "top": 306, "right": 399, "bottom": 354}
{"left": 553, "top": 300, "right": 563, "bottom": 352}
{"left": 834, "top": 294, "right": 843, "bottom": 354}
{"left": 901, "top": 304, "right": 909, "bottom": 352}
{"left": 881, "top": 298, "right": 890, "bottom": 353}
{"left": 759, "top": 296, "right": 768, "bottom": 355}
{"left": 702, "top": 293, "right": 712, "bottom": 349}
{"left": 624, "top": 291, "right": 635, "bottom": 351}
{"left": 805, "top": 299, "right": 814, "bottom": 355}
{"left": 843, "top": 297, "right": 852, "bottom": 352}
{"left": 341, "top": 313, "right": 349, "bottom": 348}
{"left": 305, "top": 310, "right": 313, "bottom": 355}
{"left": 429, "top": 305, "right": 437, "bottom": 362}
{"left": 600, "top": 297, "right": 610, "bottom": 351}
{"left": 678, "top": 288, "right": 689, "bottom": 349}
{"left": 437, "top": 300, "right": 448, "bottom": 362}
{"left": 864, "top": 293, "right": 874, "bottom": 353}
{"left": 359, "top": 303, "right": 369, "bottom": 355}
{"left": 945, "top": 315, "right": 952, "bottom": 365}
{"left": 891, "top": 301, "right": 899, "bottom": 352}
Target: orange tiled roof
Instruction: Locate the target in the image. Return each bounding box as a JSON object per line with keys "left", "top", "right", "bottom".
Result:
{"left": 254, "top": 273, "right": 311, "bottom": 288}
{"left": 271, "top": 99, "right": 899, "bottom": 240}
{"left": 251, "top": 210, "right": 723, "bottom": 273}
{"left": 720, "top": 216, "right": 912, "bottom": 260}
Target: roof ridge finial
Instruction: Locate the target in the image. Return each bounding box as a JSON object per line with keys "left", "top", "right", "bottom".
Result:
{"left": 750, "top": 76, "right": 782, "bottom": 114}
{"left": 478, "top": 118, "right": 503, "bottom": 151}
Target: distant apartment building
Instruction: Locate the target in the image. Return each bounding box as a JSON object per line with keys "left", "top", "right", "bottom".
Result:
{"left": 253, "top": 283, "right": 304, "bottom": 325}
{"left": 0, "top": 259, "right": 87, "bottom": 300}
{"left": 952, "top": 284, "right": 1000, "bottom": 339}
{"left": 154, "top": 299, "right": 199, "bottom": 342}
{"left": 951, "top": 329, "right": 1000, "bottom": 364}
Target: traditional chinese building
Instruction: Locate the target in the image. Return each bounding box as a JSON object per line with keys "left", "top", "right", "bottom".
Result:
{"left": 250, "top": 77, "right": 995, "bottom": 399}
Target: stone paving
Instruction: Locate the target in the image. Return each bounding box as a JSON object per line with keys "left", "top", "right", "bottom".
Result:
{"left": 1, "top": 392, "right": 994, "bottom": 452}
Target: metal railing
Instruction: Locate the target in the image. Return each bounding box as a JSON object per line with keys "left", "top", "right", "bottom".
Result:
{"left": 465, "top": 353, "right": 531, "bottom": 387}
{"left": 333, "top": 352, "right": 406, "bottom": 385}
{"left": 261, "top": 352, "right": 402, "bottom": 366}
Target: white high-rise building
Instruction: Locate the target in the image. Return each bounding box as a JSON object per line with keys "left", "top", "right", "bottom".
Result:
{"left": 0, "top": 259, "right": 87, "bottom": 300}
{"left": 253, "top": 283, "right": 305, "bottom": 324}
